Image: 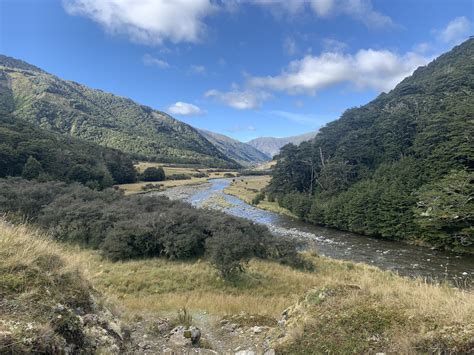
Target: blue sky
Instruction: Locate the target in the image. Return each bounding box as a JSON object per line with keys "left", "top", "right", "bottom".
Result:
{"left": 0, "top": 0, "right": 472, "bottom": 141}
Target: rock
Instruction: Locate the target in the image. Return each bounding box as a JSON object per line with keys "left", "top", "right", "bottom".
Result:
{"left": 251, "top": 326, "right": 264, "bottom": 334}
{"left": 184, "top": 326, "right": 201, "bottom": 344}
{"left": 235, "top": 351, "right": 255, "bottom": 355}
{"left": 168, "top": 325, "right": 201, "bottom": 348}
{"left": 264, "top": 350, "right": 276, "bottom": 355}
{"left": 152, "top": 318, "right": 171, "bottom": 334}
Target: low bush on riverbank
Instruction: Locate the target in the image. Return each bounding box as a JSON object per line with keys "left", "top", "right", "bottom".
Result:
{"left": 0, "top": 178, "right": 306, "bottom": 277}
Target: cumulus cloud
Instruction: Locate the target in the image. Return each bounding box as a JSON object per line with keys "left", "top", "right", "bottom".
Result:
{"left": 438, "top": 16, "right": 471, "bottom": 44}
{"left": 248, "top": 49, "right": 428, "bottom": 94}
{"left": 63, "top": 0, "right": 217, "bottom": 45}
{"left": 142, "top": 54, "right": 169, "bottom": 68}
{"left": 252, "top": 0, "right": 394, "bottom": 28}
{"left": 167, "top": 102, "right": 204, "bottom": 116}
{"left": 204, "top": 89, "right": 271, "bottom": 110}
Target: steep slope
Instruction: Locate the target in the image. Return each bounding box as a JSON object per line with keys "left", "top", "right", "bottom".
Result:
{"left": 0, "top": 112, "right": 136, "bottom": 186}
{"left": 0, "top": 55, "right": 239, "bottom": 168}
{"left": 247, "top": 131, "right": 318, "bottom": 157}
{"left": 268, "top": 39, "right": 473, "bottom": 253}
{"left": 198, "top": 129, "right": 270, "bottom": 166}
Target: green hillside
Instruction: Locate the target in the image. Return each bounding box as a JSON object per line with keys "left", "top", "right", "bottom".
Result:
{"left": 198, "top": 129, "right": 270, "bottom": 166}
{"left": 0, "top": 55, "right": 239, "bottom": 168}
{"left": 268, "top": 39, "right": 474, "bottom": 253}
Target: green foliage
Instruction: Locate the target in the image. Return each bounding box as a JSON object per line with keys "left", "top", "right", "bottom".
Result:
{"left": 414, "top": 170, "right": 473, "bottom": 252}
{"left": 141, "top": 166, "right": 165, "bottom": 182}
{"left": 0, "top": 55, "right": 240, "bottom": 168}
{"left": 268, "top": 39, "right": 474, "bottom": 252}
{"left": 0, "top": 178, "right": 304, "bottom": 277}
{"left": 21, "top": 156, "right": 43, "bottom": 179}
{"left": 0, "top": 113, "right": 136, "bottom": 187}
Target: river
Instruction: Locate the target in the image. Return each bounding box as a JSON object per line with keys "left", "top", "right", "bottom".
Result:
{"left": 154, "top": 178, "right": 474, "bottom": 287}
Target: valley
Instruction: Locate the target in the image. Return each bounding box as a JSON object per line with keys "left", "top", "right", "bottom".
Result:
{"left": 0, "top": 4, "right": 473, "bottom": 352}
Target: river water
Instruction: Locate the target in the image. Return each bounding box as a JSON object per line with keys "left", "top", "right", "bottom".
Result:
{"left": 155, "top": 178, "right": 474, "bottom": 287}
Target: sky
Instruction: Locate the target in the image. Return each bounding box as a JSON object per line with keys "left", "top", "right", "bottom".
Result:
{"left": 0, "top": 0, "right": 472, "bottom": 142}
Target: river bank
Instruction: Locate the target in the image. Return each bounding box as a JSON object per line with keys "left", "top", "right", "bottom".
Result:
{"left": 152, "top": 177, "right": 474, "bottom": 286}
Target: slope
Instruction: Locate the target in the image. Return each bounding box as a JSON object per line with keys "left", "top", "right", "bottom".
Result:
{"left": 0, "top": 55, "right": 239, "bottom": 168}
{"left": 198, "top": 129, "right": 270, "bottom": 166}
{"left": 268, "top": 39, "right": 474, "bottom": 252}
{"left": 247, "top": 131, "right": 318, "bottom": 157}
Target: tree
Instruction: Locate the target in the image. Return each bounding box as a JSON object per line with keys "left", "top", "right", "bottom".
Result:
{"left": 142, "top": 167, "right": 165, "bottom": 182}
{"left": 414, "top": 170, "right": 473, "bottom": 251}
{"left": 21, "top": 156, "right": 44, "bottom": 180}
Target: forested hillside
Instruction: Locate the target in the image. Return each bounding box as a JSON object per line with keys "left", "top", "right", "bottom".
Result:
{"left": 0, "top": 113, "right": 136, "bottom": 187}
{"left": 0, "top": 55, "right": 239, "bottom": 168}
{"left": 268, "top": 39, "right": 473, "bottom": 253}
{"left": 199, "top": 129, "right": 270, "bottom": 166}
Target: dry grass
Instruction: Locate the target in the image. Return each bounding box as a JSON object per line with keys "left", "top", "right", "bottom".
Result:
{"left": 2, "top": 219, "right": 473, "bottom": 352}
{"left": 118, "top": 162, "right": 236, "bottom": 195}
{"left": 224, "top": 176, "right": 296, "bottom": 217}
{"left": 253, "top": 161, "right": 276, "bottom": 171}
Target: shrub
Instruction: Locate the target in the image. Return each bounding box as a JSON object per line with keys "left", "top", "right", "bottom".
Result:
{"left": 167, "top": 173, "right": 192, "bottom": 180}
{"left": 142, "top": 167, "right": 165, "bottom": 182}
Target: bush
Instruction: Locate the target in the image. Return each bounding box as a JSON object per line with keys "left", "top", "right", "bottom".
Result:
{"left": 167, "top": 174, "right": 191, "bottom": 180}
{"left": 141, "top": 167, "right": 165, "bottom": 182}
{"left": 0, "top": 178, "right": 304, "bottom": 277}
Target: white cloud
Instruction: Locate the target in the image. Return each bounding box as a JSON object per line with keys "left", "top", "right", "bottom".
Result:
{"left": 253, "top": 0, "right": 394, "bottom": 28}
{"left": 63, "top": 0, "right": 217, "bottom": 45}
{"left": 283, "top": 36, "right": 298, "bottom": 55}
{"left": 189, "top": 64, "right": 206, "bottom": 74}
{"left": 248, "top": 49, "right": 429, "bottom": 94}
{"left": 322, "top": 38, "right": 348, "bottom": 52}
{"left": 204, "top": 89, "right": 271, "bottom": 110}
{"left": 438, "top": 16, "right": 471, "bottom": 44}
{"left": 142, "top": 54, "right": 169, "bottom": 68}
{"left": 167, "top": 102, "right": 204, "bottom": 116}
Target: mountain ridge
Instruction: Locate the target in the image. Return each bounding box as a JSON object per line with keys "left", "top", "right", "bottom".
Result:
{"left": 247, "top": 131, "right": 318, "bottom": 157}
{"left": 198, "top": 129, "right": 271, "bottom": 166}
{"left": 0, "top": 54, "right": 239, "bottom": 168}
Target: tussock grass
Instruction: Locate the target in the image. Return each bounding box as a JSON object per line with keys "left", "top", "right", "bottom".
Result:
{"left": 2, "top": 219, "right": 473, "bottom": 352}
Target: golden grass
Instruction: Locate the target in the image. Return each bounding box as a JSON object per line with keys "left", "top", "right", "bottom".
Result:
{"left": 118, "top": 162, "right": 235, "bottom": 195}
{"left": 253, "top": 160, "right": 276, "bottom": 171}
{"left": 224, "top": 176, "right": 296, "bottom": 217}
{"left": 2, "top": 219, "right": 473, "bottom": 352}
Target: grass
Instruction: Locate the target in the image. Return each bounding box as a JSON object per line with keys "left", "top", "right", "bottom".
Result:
{"left": 2, "top": 219, "right": 473, "bottom": 352}
{"left": 118, "top": 162, "right": 236, "bottom": 195}
{"left": 224, "top": 176, "right": 296, "bottom": 217}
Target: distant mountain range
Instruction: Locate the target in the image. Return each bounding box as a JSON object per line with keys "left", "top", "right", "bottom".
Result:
{"left": 0, "top": 55, "right": 238, "bottom": 168}
{"left": 247, "top": 131, "right": 318, "bottom": 157}
{"left": 198, "top": 129, "right": 270, "bottom": 167}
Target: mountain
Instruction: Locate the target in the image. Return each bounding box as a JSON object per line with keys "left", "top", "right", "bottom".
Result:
{"left": 0, "top": 55, "right": 239, "bottom": 168}
{"left": 198, "top": 129, "right": 270, "bottom": 166}
{"left": 247, "top": 131, "right": 318, "bottom": 157}
{"left": 268, "top": 39, "right": 473, "bottom": 253}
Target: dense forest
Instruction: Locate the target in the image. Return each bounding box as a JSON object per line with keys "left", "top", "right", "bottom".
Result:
{"left": 268, "top": 39, "right": 473, "bottom": 253}
{"left": 0, "top": 55, "right": 240, "bottom": 168}
{"left": 0, "top": 113, "right": 136, "bottom": 188}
